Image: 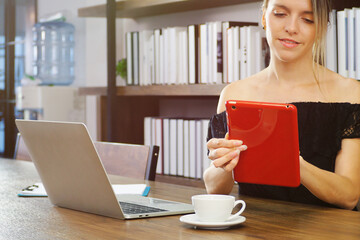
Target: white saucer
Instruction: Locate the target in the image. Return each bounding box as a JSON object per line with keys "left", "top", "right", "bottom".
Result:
{"left": 179, "top": 214, "right": 246, "bottom": 229}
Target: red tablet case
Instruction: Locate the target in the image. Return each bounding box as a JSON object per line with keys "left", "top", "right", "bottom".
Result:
{"left": 226, "top": 100, "right": 300, "bottom": 187}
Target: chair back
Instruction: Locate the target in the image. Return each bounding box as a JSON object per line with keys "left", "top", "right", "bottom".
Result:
{"left": 14, "top": 133, "right": 159, "bottom": 181}
{"left": 94, "top": 141, "right": 159, "bottom": 181}
{"left": 14, "top": 133, "right": 32, "bottom": 161}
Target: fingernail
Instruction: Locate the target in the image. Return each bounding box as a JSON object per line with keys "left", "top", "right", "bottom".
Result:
{"left": 240, "top": 145, "right": 247, "bottom": 151}
{"left": 235, "top": 140, "right": 243, "bottom": 146}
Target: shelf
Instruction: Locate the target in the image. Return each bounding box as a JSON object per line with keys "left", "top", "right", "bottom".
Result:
{"left": 78, "top": 0, "right": 258, "bottom": 18}
{"left": 155, "top": 174, "right": 205, "bottom": 188}
{"left": 79, "top": 84, "right": 227, "bottom": 97}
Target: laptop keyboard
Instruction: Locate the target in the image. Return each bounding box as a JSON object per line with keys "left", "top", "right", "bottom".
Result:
{"left": 119, "top": 201, "right": 167, "bottom": 214}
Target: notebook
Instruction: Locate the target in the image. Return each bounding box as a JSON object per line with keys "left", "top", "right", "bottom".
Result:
{"left": 15, "top": 119, "right": 193, "bottom": 219}
{"left": 225, "top": 100, "right": 300, "bottom": 187}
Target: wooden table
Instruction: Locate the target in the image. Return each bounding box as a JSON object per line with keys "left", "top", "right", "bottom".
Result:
{"left": 1, "top": 159, "right": 359, "bottom": 240}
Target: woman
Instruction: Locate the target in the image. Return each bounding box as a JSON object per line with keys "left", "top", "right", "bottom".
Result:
{"left": 203, "top": 0, "right": 360, "bottom": 210}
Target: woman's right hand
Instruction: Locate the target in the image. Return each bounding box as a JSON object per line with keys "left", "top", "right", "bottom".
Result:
{"left": 207, "top": 133, "right": 247, "bottom": 172}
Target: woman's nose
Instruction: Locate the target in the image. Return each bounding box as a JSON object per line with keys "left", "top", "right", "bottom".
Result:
{"left": 285, "top": 17, "right": 299, "bottom": 35}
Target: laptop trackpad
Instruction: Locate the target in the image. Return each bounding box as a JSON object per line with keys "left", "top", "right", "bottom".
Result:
{"left": 117, "top": 194, "right": 185, "bottom": 211}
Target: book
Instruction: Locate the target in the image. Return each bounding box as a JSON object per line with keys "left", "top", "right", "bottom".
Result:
{"left": 139, "top": 30, "right": 153, "bottom": 86}
{"left": 200, "top": 23, "right": 208, "bottom": 84}
{"left": 326, "top": 9, "right": 338, "bottom": 72}
{"left": 246, "top": 26, "right": 261, "bottom": 77}
{"left": 188, "top": 24, "right": 200, "bottom": 84}
{"left": 195, "top": 120, "right": 202, "bottom": 179}
{"left": 183, "top": 119, "right": 190, "bottom": 177}
{"left": 240, "top": 26, "right": 248, "bottom": 80}
{"left": 159, "top": 32, "right": 165, "bottom": 85}
{"left": 337, "top": 10, "right": 347, "bottom": 77}
{"left": 208, "top": 22, "right": 215, "bottom": 84}
{"left": 126, "top": 32, "right": 133, "bottom": 85}
{"left": 154, "top": 118, "right": 163, "bottom": 174}
{"left": 255, "top": 30, "right": 265, "bottom": 73}
{"left": 189, "top": 120, "right": 196, "bottom": 178}
{"left": 179, "top": 30, "right": 188, "bottom": 85}
{"left": 168, "top": 27, "right": 177, "bottom": 85}
{"left": 177, "top": 119, "right": 184, "bottom": 176}
{"left": 233, "top": 26, "right": 240, "bottom": 82}
{"left": 149, "top": 34, "right": 155, "bottom": 85}
{"left": 132, "top": 32, "right": 140, "bottom": 85}
{"left": 154, "top": 29, "right": 161, "bottom": 85}
{"left": 354, "top": 7, "right": 360, "bottom": 80}
{"left": 171, "top": 27, "right": 179, "bottom": 85}
{"left": 18, "top": 183, "right": 150, "bottom": 197}
{"left": 222, "top": 21, "right": 258, "bottom": 83}
{"left": 208, "top": 21, "right": 222, "bottom": 84}
{"left": 162, "top": 27, "right": 170, "bottom": 85}
{"left": 345, "top": 8, "right": 355, "bottom": 78}
{"left": 216, "top": 22, "right": 223, "bottom": 84}
{"left": 169, "top": 27, "right": 187, "bottom": 85}
{"left": 227, "top": 27, "right": 234, "bottom": 83}
{"left": 169, "top": 118, "right": 177, "bottom": 175}
{"left": 162, "top": 118, "right": 170, "bottom": 175}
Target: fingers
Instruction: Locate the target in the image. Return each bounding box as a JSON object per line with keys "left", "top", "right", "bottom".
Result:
{"left": 212, "top": 149, "right": 240, "bottom": 168}
{"left": 208, "top": 144, "right": 247, "bottom": 160}
{"left": 207, "top": 137, "right": 243, "bottom": 150}
{"left": 207, "top": 134, "right": 247, "bottom": 172}
{"left": 211, "top": 145, "right": 247, "bottom": 171}
{"left": 222, "top": 155, "right": 240, "bottom": 172}
{"left": 209, "top": 147, "right": 230, "bottom": 160}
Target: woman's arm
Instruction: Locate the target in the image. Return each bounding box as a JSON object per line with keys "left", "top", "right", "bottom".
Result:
{"left": 300, "top": 138, "right": 360, "bottom": 210}
{"left": 203, "top": 134, "right": 247, "bottom": 194}
{"left": 203, "top": 163, "right": 235, "bottom": 195}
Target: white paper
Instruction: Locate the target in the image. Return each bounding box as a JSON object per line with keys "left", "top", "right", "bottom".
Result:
{"left": 112, "top": 184, "right": 147, "bottom": 195}
{"left": 19, "top": 183, "right": 147, "bottom": 197}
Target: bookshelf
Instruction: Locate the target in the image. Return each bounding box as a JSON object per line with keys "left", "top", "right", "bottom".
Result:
{"left": 78, "top": 0, "right": 359, "bottom": 18}
{"left": 78, "top": 0, "right": 258, "bottom": 18}
{"left": 78, "top": 0, "right": 359, "bottom": 184}
{"left": 79, "top": 84, "right": 227, "bottom": 97}
{"left": 78, "top": 0, "right": 263, "bottom": 145}
{"left": 79, "top": 84, "right": 221, "bottom": 144}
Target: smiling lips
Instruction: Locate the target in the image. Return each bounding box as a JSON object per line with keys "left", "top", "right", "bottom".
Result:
{"left": 279, "top": 38, "right": 300, "bottom": 48}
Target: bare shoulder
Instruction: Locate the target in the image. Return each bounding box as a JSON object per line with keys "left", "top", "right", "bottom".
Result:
{"left": 327, "top": 72, "right": 360, "bottom": 104}
{"left": 217, "top": 72, "right": 265, "bottom": 113}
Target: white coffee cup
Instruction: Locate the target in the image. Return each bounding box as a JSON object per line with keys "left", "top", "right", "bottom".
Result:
{"left": 192, "top": 194, "right": 246, "bottom": 222}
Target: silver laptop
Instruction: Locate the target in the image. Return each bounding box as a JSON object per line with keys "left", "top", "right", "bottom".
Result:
{"left": 15, "top": 119, "right": 193, "bottom": 219}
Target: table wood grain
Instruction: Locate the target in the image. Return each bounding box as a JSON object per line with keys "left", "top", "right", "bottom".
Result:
{"left": 1, "top": 159, "right": 359, "bottom": 240}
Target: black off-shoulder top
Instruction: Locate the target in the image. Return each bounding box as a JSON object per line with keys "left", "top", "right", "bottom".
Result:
{"left": 207, "top": 102, "right": 360, "bottom": 209}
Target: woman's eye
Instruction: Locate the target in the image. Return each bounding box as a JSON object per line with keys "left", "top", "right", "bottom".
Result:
{"left": 303, "top": 18, "right": 314, "bottom": 24}
{"left": 273, "top": 12, "right": 286, "bottom": 17}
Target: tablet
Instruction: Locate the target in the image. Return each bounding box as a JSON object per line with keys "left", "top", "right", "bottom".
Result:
{"left": 225, "top": 100, "right": 300, "bottom": 187}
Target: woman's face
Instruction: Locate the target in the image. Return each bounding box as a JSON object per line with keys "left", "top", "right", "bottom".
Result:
{"left": 262, "top": 0, "right": 316, "bottom": 64}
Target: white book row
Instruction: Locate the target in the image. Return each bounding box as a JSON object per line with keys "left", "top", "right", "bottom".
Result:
{"left": 226, "top": 25, "right": 268, "bottom": 83}
{"left": 326, "top": 7, "right": 360, "bottom": 80}
{"left": 125, "top": 20, "right": 269, "bottom": 86}
{"left": 144, "top": 117, "right": 210, "bottom": 179}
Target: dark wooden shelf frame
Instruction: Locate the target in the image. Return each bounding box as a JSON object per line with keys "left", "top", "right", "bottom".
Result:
{"left": 78, "top": 0, "right": 259, "bottom": 18}
{"left": 79, "top": 84, "right": 227, "bottom": 97}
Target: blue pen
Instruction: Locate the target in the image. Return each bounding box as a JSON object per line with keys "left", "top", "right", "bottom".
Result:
{"left": 142, "top": 186, "right": 151, "bottom": 197}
